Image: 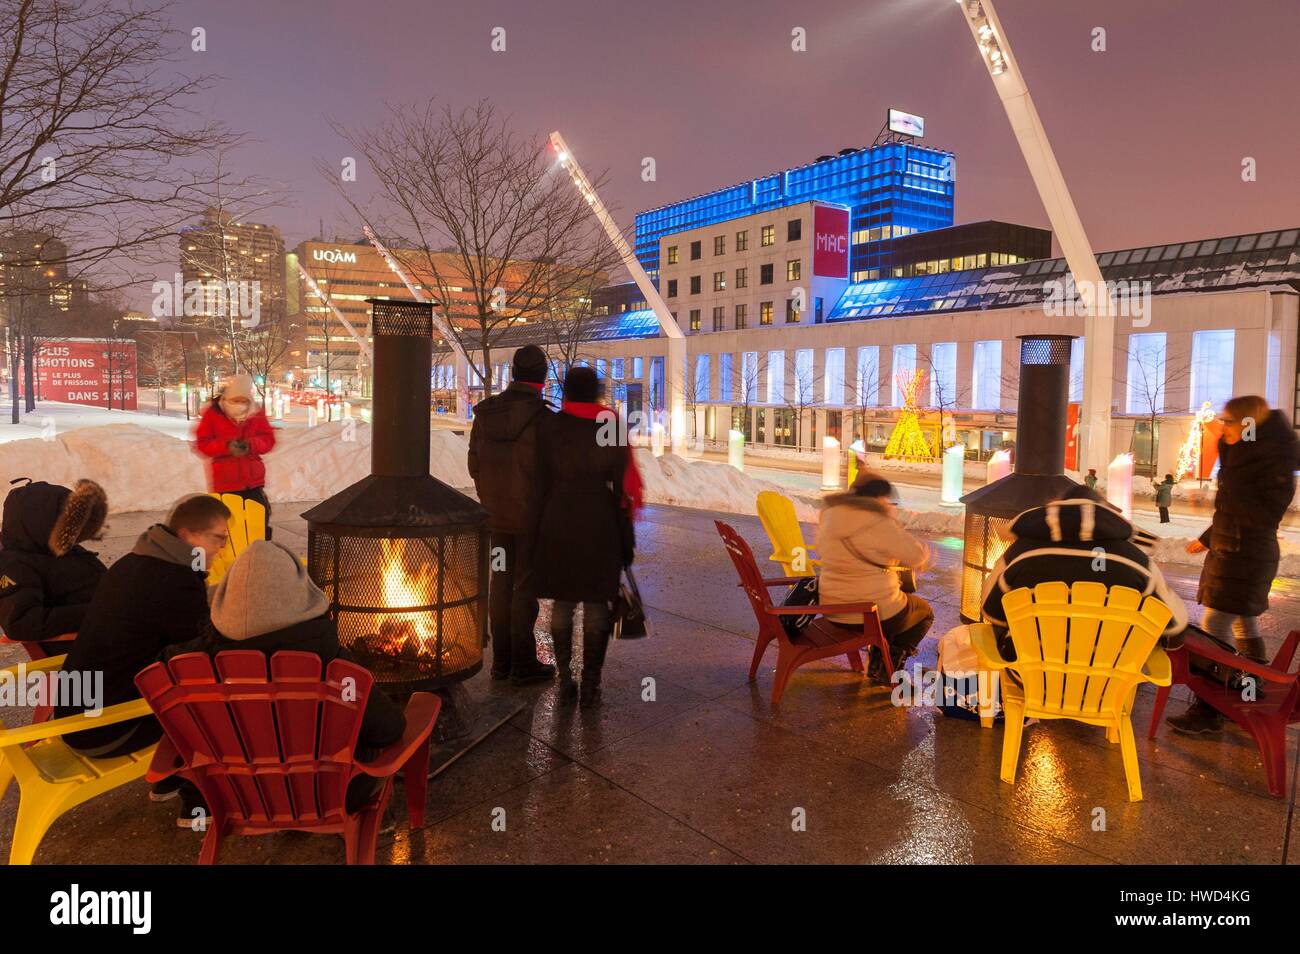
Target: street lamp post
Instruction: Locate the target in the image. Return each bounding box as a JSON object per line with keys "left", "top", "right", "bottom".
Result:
{"left": 548, "top": 131, "right": 689, "bottom": 454}
{"left": 954, "top": 0, "right": 1113, "bottom": 476}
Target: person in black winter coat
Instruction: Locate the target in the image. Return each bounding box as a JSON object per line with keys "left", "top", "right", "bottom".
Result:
{"left": 0, "top": 479, "right": 108, "bottom": 656}
{"left": 1169, "top": 395, "right": 1300, "bottom": 735}
{"left": 467, "top": 344, "right": 556, "bottom": 686}
{"left": 167, "top": 539, "right": 407, "bottom": 812}
{"left": 533, "top": 367, "right": 635, "bottom": 708}
{"left": 981, "top": 485, "right": 1188, "bottom": 659}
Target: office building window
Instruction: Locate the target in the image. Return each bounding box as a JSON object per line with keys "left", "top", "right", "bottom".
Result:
{"left": 666, "top": 245, "right": 678, "bottom": 265}
{"left": 689, "top": 275, "right": 701, "bottom": 295}
{"left": 735, "top": 303, "right": 747, "bottom": 329}
{"left": 1190, "top": 330, "right": 1235, "bottom": 412}
{"left": 712, "top": 306, "right": 724, "bottom": 331}
{"left": 1126, "top": 332, "right": 1167, "bottom": 414}
{"left": 824, "top": 347, "right": 845, "bottom": 407}
{"left": 713, "top": 235, "right": 725, "bottom": 256}
{"left": 650, "top": 356, "right": 665, "bottom": 411}
{"left": 760, "top": 263, "right": 774, "bottom": 285}
{"left": 856, "top": 346, "right": 880, "bottom": 407}
{"left": 972, "top": 340, "right": 1002, "bottom": 411}
{"left": 759, "top": 301, "right": 773, "bottom": 325}
{"left": 694, "top": 354, "right": 710, "bottom": 402}
{"left": 713, "top": 271, "right": 726, "bottom": 292}
{"left": 719, "top": 353, "right": 733, "bottom": 401}
{"left": 794, "top": 349, "right": 813, "bottom": 405}
{"left": 690, "top": 240, "right": 701, "bottom": 261}
{"left": 742, "top": 352, "right": 758, "bottom": 402}
{"left": 785, "top": 298, "right": 800, "bottom": 323}
{"left": 891, "top": 344, "right": 916, "bottom": 407}
{"left": 787, "top": 219, "right": 802, "bottom": 242}
{"left": 666, "top": 279, "right": 677, "bottom": 298}
{"left": 612, "top": 358, "right": 624, "bottom": 380}
{"left": 736, "top": 230, "right": 749, "bottom": 252}
{"left": 761, "top": 225, "right": 775, "bottom": 247}
{"left": 786, "top": 259, "right": 801, "bottom": 281}
{"left": 767, "top": 350, "right": 784, "bottom": 404}
{"left": 689, "top": 309, "right": 701, "bottom": 331}
{"left": 735, "top": 267, "right": 747, "bottom": 289}
{"left": 929, "top": 342, "right": 957, "bottom": 408}
{"left": 633, "top": 356, "right": 643, "bottom": 379}
{"left": 814, "top": 297, "right": 824, "bottom": 323}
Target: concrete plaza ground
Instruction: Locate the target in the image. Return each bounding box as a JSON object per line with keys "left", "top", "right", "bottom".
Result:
{"left": 2, "top": 501, "right": 1296, "bottom": 865}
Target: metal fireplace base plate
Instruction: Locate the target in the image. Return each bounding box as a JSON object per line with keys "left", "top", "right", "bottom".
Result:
{"left": 425, "top": 686, "right": 525, "bottom": 781}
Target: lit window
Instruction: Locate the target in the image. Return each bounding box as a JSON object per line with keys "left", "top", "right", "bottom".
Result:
{"left": 767, "top": 351, "right": 784, "bottom": 404}
{"left": 689, "top": 309, "right": 701, "bottom": 331}
{"left": 1125, "top": 333, "right": 1167, "bottom": 414}
{"left": 929, "top": 342, "right": 957, "bottom": 407}
{"left": 786, "top": 259, "right": 801, "bottom": 281}
{"left": 713, "top": 235, "right": 725, "bottom": 256}
{"left": 891, "top": 344, "right": 916, "bottom": 406}
{"left": 824, "top": 347, "right": 845, "bottom": 406}
{"left": 785, "top": 298, "right": 800, "bottom": 323}
{"left": 1189, "top": 330, "right": 1235, "bottom": 412}
{"left": 713, "top": 271, "right": 726, "bottom": 292}
{"left": 694, "top": 354, "right": 711, "bottom": 401}
{"left": 972, "top": 340, "right": 1002, "bottom": 410}
{"left": 666, "top": 245, "right": 679, "bottom": 265}
{"left": 759, "top": 301, "right": 773, "bottom": 325}
{"left": 736, "top": 231, "right": 749, "bottom": 252}
{"left": 761, "top": 225, "right": 775, "bottom": 247}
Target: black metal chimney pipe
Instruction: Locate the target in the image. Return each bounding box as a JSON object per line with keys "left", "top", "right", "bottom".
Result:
{"left": 1013, "top": 334, "right": 1074, "bottom": 476}
{"left": 366, "top": 298, "right": 432, "bottom": 477}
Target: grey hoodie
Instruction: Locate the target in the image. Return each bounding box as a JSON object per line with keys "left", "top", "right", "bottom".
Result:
{"left": 132, "top": 524, "right": 198, "bottom": 567}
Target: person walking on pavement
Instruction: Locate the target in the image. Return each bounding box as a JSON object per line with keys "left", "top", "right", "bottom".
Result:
{"left": 1169, "top": 395, "right": 1300, "bottom": 735}
{"left": 1156, "top": 473, "right": 1175, "bottom": 524}
{"left": 467, "top": 345, "right": 556, "bottom": 686}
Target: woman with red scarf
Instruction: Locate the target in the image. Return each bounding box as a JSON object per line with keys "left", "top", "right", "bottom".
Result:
{"left": 533, "top": 366, "right": 642, "bottom": 708}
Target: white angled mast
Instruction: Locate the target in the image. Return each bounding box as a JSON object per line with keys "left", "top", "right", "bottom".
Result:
{"left": 954, "top": 0, "right": 1114, "bottom": 476}
{"left": 549, "top": 131, "right": 689, "bottom": 454}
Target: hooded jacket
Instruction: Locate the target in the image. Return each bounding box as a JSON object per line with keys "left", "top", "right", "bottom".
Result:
{"left": 0, "top": 480, "right": 107, "bottom": 646}
{"left": 815, "top": 492, "right": 931, "bottom": 623}
{"left": 467, "top": 381, "right": 551, "bottom": 534}
{"left": 980, "top": 494, "right": 1188, "bottom": 647}
{"left": 1197, "top": 410, "right": 1300, "bottom": 616}
{"left": 58, "top": 523, "right": 211, "bottom": 752}
{"left": 194, "top": 401, "right": 276, "bottom": 493}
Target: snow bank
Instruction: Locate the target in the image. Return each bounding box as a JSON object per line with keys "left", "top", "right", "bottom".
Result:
{"left": 0, "top": 422, "right": 472, "bottom": 514}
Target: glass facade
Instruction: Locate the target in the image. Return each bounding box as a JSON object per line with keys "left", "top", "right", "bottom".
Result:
{"left": 1190, "top": 329, "right": 1235, "bottom": 411}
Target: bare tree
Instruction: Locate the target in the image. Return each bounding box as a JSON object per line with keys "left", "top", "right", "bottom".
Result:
{"left": 852, "top": 349, "right": 882, "bottom": 447}
{"left": 240, "top": 315, "right": 295, "bottom": 408}
{"left": 1123, "top": 338, "right": 1191, "bottom": 478}
{"left": 332, "top": 100, "right": 620, "bottom": 397}
{"left": 920, "top": 346, "right": 969, "bottom": 453}
{"left": 783, "top": 351, "right": 820, "bottom": 450}
{"left": 138, "top": 328, "right": 185, "bottom": 413}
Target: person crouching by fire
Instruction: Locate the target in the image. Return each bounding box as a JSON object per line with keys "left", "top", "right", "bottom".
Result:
{"left": 194, "top": 372, "right": 277, "bottom": 539}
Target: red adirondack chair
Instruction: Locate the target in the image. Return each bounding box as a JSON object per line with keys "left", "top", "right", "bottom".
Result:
{"left": 715, "top": 520, "right": 890, "bottom": 704}
{"left": 136, "top": 650, "right": 440, "bottom": 864}
{"left": 1148, "top": 629, "right": 1300, "bottom": 797}
{"left": 0, "top": 632, "right": 76, "bottom": 724}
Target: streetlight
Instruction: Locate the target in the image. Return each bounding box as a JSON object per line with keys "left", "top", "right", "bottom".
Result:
{"left": 548, "top": 131, "right": 689, "bottom": 454}
{"left": 953, "top": 0, "right": 1113, "bottom": 476}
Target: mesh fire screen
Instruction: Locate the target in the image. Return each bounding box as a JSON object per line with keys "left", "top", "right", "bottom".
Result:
{"left": 960, "top": 510, "right": 1015, "bottom": 621}
{"left": 308, "top": 526, "right": 485, "bottom": 692}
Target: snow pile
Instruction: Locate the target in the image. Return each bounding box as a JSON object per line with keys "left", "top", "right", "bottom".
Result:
{"left": 0, "top": 422, "right": 472, "bottom": 514}
{"left": 633, "top": 450, "right": 821, "bottom": 521}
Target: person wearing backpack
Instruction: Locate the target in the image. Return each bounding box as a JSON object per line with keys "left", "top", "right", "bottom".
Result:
{"left": 467, "top": 345, "right": 556, "bottom": 686}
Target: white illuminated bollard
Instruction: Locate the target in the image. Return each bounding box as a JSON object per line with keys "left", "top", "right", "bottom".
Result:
{"left": 821, "top": 436, "right": 842, "bottom": 490}
{"left": 360, "top": 407, "right": 372, "bottom": 424}
{"left": 728, "top": 429, "right": 745, "bottom": 472}
{"left": 307, "top": 405, "right": 318, "bottom": 428}
{"left": 343, "top": 402, "right": 353, "bottom": 420}
{"left": 651, "top": 422, "right": 665, "bottom": 458}
{"left": 316, "top": 397, "right": 326, "bottom": 421}
{"left": 942, "top": 444, "right": 965, "bottom": 505}
{"left": 272, "top": 396, "right": 283, "bottom": 421}
{"left": 986, "top": 449, "right": 1012, "bottom": 484}
{"left": 1107, "top": 452, "right": 1134, "bottom": 521}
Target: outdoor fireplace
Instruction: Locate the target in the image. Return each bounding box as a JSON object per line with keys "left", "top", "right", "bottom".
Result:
{"left": 302, "top": 298, "right": 487, "bottom": 693}
{"left": 958, "top": 334, "right": 1079, "bottom": 622}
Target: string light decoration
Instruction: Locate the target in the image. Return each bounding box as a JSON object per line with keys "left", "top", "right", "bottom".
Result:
{"left": 1174, "top": 401, "right": 1216, "bottom": 480}
{"left": 884, "top": 369, "right": 935, "bottom": 460}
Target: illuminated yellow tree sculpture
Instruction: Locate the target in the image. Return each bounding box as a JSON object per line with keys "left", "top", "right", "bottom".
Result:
{"left": 884, "top": 369, "right": 935, "bottom": 460}
{"left": 1174, "top": 401, "right": 1216, "bottom": 480}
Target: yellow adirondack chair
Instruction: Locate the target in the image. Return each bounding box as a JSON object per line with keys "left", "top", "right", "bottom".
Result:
{"left": 755, "top": 491, "right": 819, "bottom": 577}
{"left": 206, "top": 493, "right": 267, "bottom": 584}
{"left": 0, "top": 655, "right": 157, "bottom": 864}
{"left": 969, "top": 581, "right": 1173, "bottom": 802}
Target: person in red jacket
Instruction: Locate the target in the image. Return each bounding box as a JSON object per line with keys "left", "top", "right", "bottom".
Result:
{"left": 194, "top": 372, "right": 277, "bottom": 538}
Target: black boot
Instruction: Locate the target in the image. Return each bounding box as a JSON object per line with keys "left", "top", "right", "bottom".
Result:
{"left": 553, "top": 623, "right": 578, "bottom": 706}
{"left": 1167, "top": 697, "right": 1226, "bottom": 735}
{"left": 579, "top": 609, "right": 610, "bottom": 709}
{"left": 1236, "top": 636, "right": 1269, "bottom": 665}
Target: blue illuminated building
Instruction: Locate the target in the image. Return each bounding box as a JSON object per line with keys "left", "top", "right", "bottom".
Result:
{"left": 634, "top": 141, "right": 955, "bottom": 282}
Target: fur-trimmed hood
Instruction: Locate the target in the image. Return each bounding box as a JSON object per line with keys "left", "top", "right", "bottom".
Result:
{"left": 1, "top": 479, "right": 107, "bottom": 556}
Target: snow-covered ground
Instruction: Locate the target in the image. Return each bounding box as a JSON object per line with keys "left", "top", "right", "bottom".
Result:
{"left": 2, "top": 405, "right": 1298, "bottom": 577}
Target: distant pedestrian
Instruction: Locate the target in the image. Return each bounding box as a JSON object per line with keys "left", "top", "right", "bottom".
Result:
{"left": 1169, "top": 395, "right": 1300, "bottom": 735}
{"left": 1084, "top": 469, "right": 1098, "bottom": 491}
{"left": 467, "top": 345, "right": 556, "bottom": 685}
{"left": 1156, "top": 473, "right": 1175, "bottom": 523}
{"left": 533, "top": 366, "right": 640, "bottom": 708}
{"left": 195, "top": 372, "right": 277, "bottom": 539}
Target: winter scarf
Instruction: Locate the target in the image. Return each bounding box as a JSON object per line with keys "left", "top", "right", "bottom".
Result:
{"left": 560, "top": 400, "right": 644, "bottom": 511}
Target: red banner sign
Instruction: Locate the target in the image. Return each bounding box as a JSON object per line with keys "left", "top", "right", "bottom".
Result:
{"left": 33, "top": 338, "right": 138, "bottom": 410}
{"left": 1065, "top": 402, "right": 1080, "bottom": 471}
{"left": 812, "top": 204, "right": 850, "bottom": 279}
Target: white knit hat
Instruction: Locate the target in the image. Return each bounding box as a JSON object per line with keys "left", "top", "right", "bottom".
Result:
{"left": 220, "top": 372, "right": 255, "bottom": 402}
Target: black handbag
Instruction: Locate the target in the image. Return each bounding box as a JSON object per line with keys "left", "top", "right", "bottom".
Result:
{"left": 1186, "top": 624, "right": 1252, "bottom": 694}
{"left": 779, "top": 576, "right": 820, "bottom": 639}
{"left": 611, "top": 567, "right": 650, "bottom": 640}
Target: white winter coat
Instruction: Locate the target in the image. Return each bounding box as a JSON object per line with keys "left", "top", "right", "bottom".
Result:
{"left": 815, "top": 493, "right": 931, "bottom": 623}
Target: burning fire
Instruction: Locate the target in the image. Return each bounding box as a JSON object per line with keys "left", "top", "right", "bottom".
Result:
{"left": 374, "top": 539, "right": 439, "bottom": 661}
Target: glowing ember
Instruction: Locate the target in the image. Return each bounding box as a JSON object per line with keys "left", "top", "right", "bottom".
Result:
{"left": 372, "top": 539, "right": 438, "bottom": 658}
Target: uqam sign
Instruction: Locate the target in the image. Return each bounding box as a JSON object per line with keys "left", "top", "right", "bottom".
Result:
{"left": 31, "top": 338, "right": 138, "bottom": 410}
{"left": 813, "top": 204, "right": 850, "bottom": 279}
